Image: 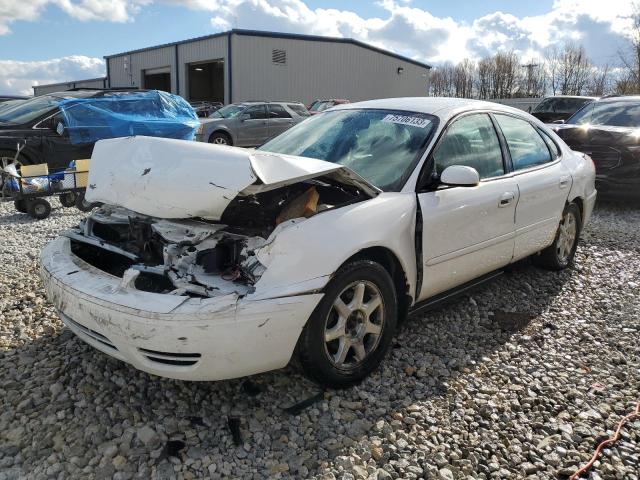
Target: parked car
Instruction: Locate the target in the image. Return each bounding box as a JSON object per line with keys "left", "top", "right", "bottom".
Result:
{"left": 41, "top": 98, "right": 596, "bottom": 387}
{"left": 196, "top": 101, "right": 309, "bottom": 146}
{"left": 530, "top": 96, "right": 596, "bottom": 123}
{"left": 551, "top": 95, "right": 640, "bottom": 199}
{"left": 308, "top": 98, "right": 350, "bottom": 115}
{"left": 190, "top": 100, "right": 223, "bottom": 118}
{"left": 0, "top": 89, "right": 198, "bottom": 170}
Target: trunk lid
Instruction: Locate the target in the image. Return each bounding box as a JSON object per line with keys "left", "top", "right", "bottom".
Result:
{"left": 85, "top": 135, "right": 379, "bottom": 220}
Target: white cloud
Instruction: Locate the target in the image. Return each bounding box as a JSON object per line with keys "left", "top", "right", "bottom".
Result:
{"left": 0, "top": 0, "right": 146, "bottom": 34}
{"left": 0, "top": 56, "right": 104, "bottom": 95}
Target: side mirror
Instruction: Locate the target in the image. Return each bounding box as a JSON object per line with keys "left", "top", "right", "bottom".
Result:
{"left": 239, "top": 113, "right": 250, "bottom": 122}
{"left": 552, "top": 119, "right": 565, "bottom": 124}
{"left": 440, "top": 165, "right": 480, "bottom": 187}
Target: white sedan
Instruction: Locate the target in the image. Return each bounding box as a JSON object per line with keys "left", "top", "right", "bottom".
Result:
{"left": 40, "top": 98, "right": 597, "bottom": 387}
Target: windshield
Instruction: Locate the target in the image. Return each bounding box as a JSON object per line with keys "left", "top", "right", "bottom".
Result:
{"left": 258, "top": 109, "right": 436, "bottom": 191}
{"left": 209, "top": 104, "right": 245, "bottom": 119}
{"left": 0, "top": 95, "right": 59, "bottom": 124}
{"left": 566, "top": 101, "right": 640, "bottom": 127}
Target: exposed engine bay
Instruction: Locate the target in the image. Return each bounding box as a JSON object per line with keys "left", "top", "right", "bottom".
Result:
{"left": 67, "top": 178, "right": 368, "bottom": 298}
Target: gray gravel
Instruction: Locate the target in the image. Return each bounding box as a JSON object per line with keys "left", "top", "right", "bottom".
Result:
{"left": 1, "top": 199, "right": 639, "bottom": 480}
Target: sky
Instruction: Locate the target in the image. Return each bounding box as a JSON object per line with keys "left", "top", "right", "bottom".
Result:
{"left": 0, "top": 0, "right": 636, "bottom": 95}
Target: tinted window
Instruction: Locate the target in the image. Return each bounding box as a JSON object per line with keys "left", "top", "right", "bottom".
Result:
{"left": 245, "top": 105, "right": 267, "bottom": 119}
{"left": 495, "top": 115, "right": 551, "bottom": 170}
{"left": 432, "top": 114, "right": 504, "bottom": 179}
{"left": 268, "top": 104, "right": 292, "bottom": 118}
{"left": 259, "top": 109, "right": 436, "bottom": 191}
{"left": 567, "top": 101, "right": 640, "bottom": 127}
{"left": 288, "top": 104, "right": 310, "bottom": 116}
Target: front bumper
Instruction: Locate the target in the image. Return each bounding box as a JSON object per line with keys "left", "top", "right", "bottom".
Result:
{"left": 40, "top": 237, "right": 323, "bottom": 381}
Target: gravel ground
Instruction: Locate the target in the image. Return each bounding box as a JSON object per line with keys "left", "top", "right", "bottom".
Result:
{"left": 0, "top": 199, "right": 639, "bottom": 480}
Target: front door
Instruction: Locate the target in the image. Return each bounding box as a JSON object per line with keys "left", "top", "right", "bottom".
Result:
{"left": 38, "top": 111, "right": 93, "bottom": 170}
{"left": 237, "top": 104, "right": 268, "bottom": 146}
{"left": 417, "top": 113, "right": 518, "bottom": 301}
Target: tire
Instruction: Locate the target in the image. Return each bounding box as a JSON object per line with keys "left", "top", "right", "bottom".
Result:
{"left": 534, "top": 203, "right": 582, "bottom": 271}
{"left": 0, "top": 149, "right": 30, "bottom": 168}
{"left": 59, "top": 192, "right": 77, "bottom": 208}
{"left": 27, "top": 198, "right": 51, "bottom": 220}
{"left": 74, "top": 192, "right": 98, "bottom": 212}
{"left": 208, "top": 132, "right": 232, "bottom": 146}
{"left": 14, "top": 200, "right": 28, "bottom": 213}
{"left": 297, "top": 260, "right": 397, "bottom": 388}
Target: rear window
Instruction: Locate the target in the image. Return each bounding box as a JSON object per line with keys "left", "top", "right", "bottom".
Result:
{"left": 495, "top": 115, "right": 552, "bottom": 170}
{"left": 567, "top": 101, "right": 640, "bottom": 127}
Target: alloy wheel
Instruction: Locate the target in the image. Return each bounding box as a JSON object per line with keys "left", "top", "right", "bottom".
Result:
{"left": 324, "top": 280, "right": 385, "bottom": 369}
{"left": 557, "top": 210, "right": 577, "bottom": 264}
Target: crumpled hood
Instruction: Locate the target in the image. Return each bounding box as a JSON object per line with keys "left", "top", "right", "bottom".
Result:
{"left": 85, "top": 135, "right": 379, "bottom": 219}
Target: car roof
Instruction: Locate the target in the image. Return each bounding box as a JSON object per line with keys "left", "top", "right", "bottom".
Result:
{"left": 541, "top": 95, "right": 597, "bottom": 100}
{"left": 331, "top": 97, "right": 527, "bottom": 122}
{"left": 594, "top": 95, "right": 640, "bottom": 103}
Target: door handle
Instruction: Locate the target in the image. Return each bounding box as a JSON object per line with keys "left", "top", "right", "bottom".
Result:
{"left": 499, "top": 192, "right": 515, "bottom": 207}
{"left": 559, "top": 176, "right": 570, "bottom": 189}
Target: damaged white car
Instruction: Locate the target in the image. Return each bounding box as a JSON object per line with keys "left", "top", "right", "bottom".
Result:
{"left": 40, "top": 98, "right": 597, "bottom": 387}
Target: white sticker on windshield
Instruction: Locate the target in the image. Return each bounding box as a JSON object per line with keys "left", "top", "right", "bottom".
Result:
{"left": 382, "top": 114, "right": 431, "bottom": 128}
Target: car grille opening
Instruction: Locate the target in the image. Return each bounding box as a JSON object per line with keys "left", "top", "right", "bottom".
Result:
{"left": 138, "top": 348, "right": 201, "bottom": 367}
{"left": 70, "top": 240, "right": 134, "bottom": 277}
{"left": 62, "top": 314, "right": 118, "bottom": 351}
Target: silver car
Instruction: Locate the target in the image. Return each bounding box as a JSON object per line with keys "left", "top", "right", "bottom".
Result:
{"left": 195, "top": 101, "right": 309, "bottom": 146}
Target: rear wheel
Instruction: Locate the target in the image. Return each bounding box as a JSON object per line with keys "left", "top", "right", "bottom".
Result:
{"left": 535, "top": 203, "right": 581, "bottom": 270}
{"left": 59, "top": 192, "right": 77, "bottom": 208}
{"left": 297, "top": 260, "right": 397, "bottom": 388}
{"left": 208, "top": 132, "right": 232, "bottom": 146}
{"left": 27, "top": 198, "right": 51, "bottom": 220}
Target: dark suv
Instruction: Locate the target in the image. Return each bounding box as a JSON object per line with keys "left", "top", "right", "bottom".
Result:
{"left": 530, "top": 96, "right": 596, "bottom": 123}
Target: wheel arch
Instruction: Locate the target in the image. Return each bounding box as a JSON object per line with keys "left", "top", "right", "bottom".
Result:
{"left": 340, "top": 246, "right": 412, "bottom": 322}
{"left": 208, "top": 129, "right": 233, "bottom": 144}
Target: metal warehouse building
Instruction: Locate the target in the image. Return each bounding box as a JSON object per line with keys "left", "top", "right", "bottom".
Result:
{"left": 33, "top": 77, "right": 107, "bottom": 96}
{"left": 35, "top": 29, "right": 431, "bottom": 103}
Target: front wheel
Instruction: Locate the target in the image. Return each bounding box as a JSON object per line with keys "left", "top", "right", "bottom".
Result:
{"left": 535, "top": 203, "right": 581, "bottom": 270}
{"left": 297, "top": 260, "right": 397, "bottom": 388}
{"left": 27, "top": 198, "right": 52, "bottom": 219}
{"left": 208, "top": 132, "right": 232, "bottom": 146}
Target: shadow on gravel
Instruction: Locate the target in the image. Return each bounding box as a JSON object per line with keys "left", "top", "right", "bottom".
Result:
{"left": 0, "top": 250, "right": 575, "bottom": 478}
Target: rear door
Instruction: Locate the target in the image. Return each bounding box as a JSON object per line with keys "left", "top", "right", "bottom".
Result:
{"left": 267, "top": 103, "right": 295, "bottom": 139}
{"left": 493, "top": 114, "right": 571, "bottom": 261}
{"left": 237, "top": 104, "right": 268, "bottom": 146}
{"left": 36, "top": 111, "right": 94, "bottom": 170}
{"left": 417, "top": 113, "right": 518, "bottom": 300}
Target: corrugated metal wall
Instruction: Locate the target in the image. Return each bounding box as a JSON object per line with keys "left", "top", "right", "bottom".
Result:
{"left": 108, "top": 46, "right": 176, "bottom": 92}
{"left": 177, "top": 36, "right": 228, "bottom": 103}
{"left": 231, "top": 35, "right": 428, "bottom": 104}
{"left": 33, "top": 78, "right": 106, "bottom": 96}
{"left": 105, "top": 33, "right": 428, "bottom": 104}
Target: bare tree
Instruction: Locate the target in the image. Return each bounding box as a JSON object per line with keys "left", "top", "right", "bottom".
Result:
{"left": 546, "top": 43, "right": 592, "bottom": 95}
{"left": 519, "top": 60, "right": 546, "bottom": 97}
{"left": 617, "top": 2, "right": 640, "bottom": 93}
{"left": 453, "top": 59, "right": 475, "bottom": 98}
{"left": 588, "top": 64, "right": 612, "bottom": 96}
{"left": 427, "top": 63, "right": 456, "bottom": 97}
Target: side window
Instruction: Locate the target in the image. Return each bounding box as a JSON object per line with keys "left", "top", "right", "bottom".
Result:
{"left": 268, "top": 104, "right": 292, "bottom": 118}
{"left": 495, "top": 115, "right": 552, "bottom": 170}
{"left": 432, "top": 114, "right": 504, "bottom": 180}
{"left": 245, "top": 105, "right": 267, "bottom": 119}
{"left": 539, "top": 129, "right": 561, "bottom": 159}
